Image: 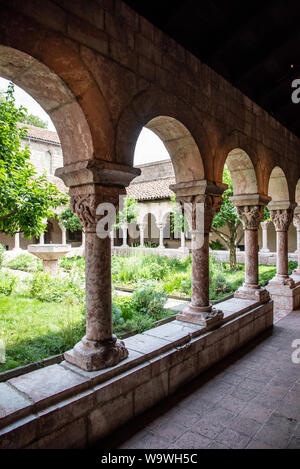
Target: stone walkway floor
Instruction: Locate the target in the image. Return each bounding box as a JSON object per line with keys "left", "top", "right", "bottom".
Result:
{"left": 96, "top": 310, "right": 300, "bottom": 449}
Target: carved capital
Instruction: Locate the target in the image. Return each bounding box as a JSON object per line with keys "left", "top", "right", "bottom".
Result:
{"left": 70, "top": 184, "right": 125, "bottom": 232}
{"left": 293, "top": 212, "right": 300, "bottom": 231}
{"left": 270, "top": 208, "right": 294, "bottom": 232}
{"left": 177, "top": 194, "right": 223, "bottom": 233}
{"left": 236, "top": 205, "right": 264, "bottom": 231}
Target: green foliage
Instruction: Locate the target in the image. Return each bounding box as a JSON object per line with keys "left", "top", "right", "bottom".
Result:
{"left": 59, "top": 205, "right": 82, "bottom": 232}
{"left": 20, "top": 113, "right": 48, "bottom": 129}
{"left": 209, "top": 239, "right": 225, "bottom": 250}
{"left": 0, "top": 83, "right": 68, "bottom": 237}
{"left": 170, "top": 194, "right": 189, "bottom": 233}
{"left": 114, "top": 196, "right": 139, "bottom": 229}
{"left": 212, "top": 166, "right": 243, "bottom": 269}
{"left": 29, "top": 271, "right": 84, "bottom": 303}
{"left": 59, "top": 255, "right": 85, "bottom": 272}
{"left": 0, "top": 272, "right": 16, "bottom": 295}
{"left": 0, "top": 243, "right": 6, "bottom": 268}
{"left": 6, "top": 253, "right": 42, "bottom": 272}
{"left": 263, "top": 206, "right": 271, "bottom": 221}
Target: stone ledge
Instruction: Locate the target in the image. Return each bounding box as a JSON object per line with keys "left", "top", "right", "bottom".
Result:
{"left": 0, "top": 298, "right": 273, "bottom": 448}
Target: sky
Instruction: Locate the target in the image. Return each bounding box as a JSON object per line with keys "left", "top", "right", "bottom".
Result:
{"left": 0, "top": 77, "right": 170, "bottom": 166}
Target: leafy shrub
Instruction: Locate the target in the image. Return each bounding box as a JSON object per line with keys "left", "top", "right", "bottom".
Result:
{"left": 6, "top": 253, "right": 42, "bottom": 272}
{"left": 0, "top": 244, "right": 6, "bottom": 268}
{"left": 112, "top": 301, "right": 125, "bottom": 326}
{"left": 0, "top": 272, "right": 16, "bottom": 295}
{"left": 29, "top": 272, "right": 84, "bottom": 303}
{"left": 210, "top": 239, "right": 225, "bottom": 250}
{"left": 131, "top": 282, "right": 167, "bottom": 319}
{"left": 59, "top": 255, "right": 85, "bottom": 272}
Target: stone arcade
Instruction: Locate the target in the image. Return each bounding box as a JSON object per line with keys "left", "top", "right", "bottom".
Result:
{"left": 0, "top": 0, "right": 299, "bottom": 449}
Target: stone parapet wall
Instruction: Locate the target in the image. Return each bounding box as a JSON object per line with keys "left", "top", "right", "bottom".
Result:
{"left": 0, "top": 298, "right": 273, "bottom": 448}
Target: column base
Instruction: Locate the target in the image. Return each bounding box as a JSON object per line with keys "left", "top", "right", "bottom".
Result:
{"left": 267, "top": 275, "right": 295, "bottom": 288}
{"left": 234, "top": 285, "right": 270, "bottom": 303}
{"left": 266, "top": 278, "right": 300, "bottom": 313}
{"left": 64, "top": 335, "right": 129, "bottom": 372}
{"left": 177, "top": 304, "right": 224, "bottom": 327}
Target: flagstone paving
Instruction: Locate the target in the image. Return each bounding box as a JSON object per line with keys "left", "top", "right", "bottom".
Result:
{"left": 95, "top": 310, "right": 300, "bottom": 449}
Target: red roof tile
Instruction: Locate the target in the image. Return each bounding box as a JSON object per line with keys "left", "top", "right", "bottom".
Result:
{"left": 127, "top": 177, "right": 175, "bottom": 201}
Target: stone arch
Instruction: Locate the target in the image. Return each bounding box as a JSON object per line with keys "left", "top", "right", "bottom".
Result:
{"left": 0, "top": 31, "right": 114, "bottom": 164}
{"left": 223, "top": 148, "right": 258, "bottom": 195}
{"left": 116, "top": 87, "right": 207, "bottom": 183}
{"left": 0, "top": 45, "right": 94, "bottom": 167}
{"left": 268, "top": 166, "right": 290, "bottom": 202}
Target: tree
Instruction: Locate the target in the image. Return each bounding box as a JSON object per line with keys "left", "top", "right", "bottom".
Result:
{"left": 0, "top": 82, "right": 68, "bottom": 238}
{"left": 20, "top": 113, "right": 48, "bottom": 129}
{"left": 59, "top": 205, "right": 82, "bottom": 232}
{"left": 0, "top": 90, "right": 48, "bottom": 129}
{"left": 212, "top": 166, "right": 244, "bottom": 270}
{"left": 114, "top": 196, "right": 139, "bottom": 228}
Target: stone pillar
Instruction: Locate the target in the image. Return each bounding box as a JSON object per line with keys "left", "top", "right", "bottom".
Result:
{"left": 121, "top": 223, "right": 128, "bottom": 248}
{"left": 260, "top": 221, "right": 270, "bottom": 253}
{"left": 13, "top": 232, "right": 21, "bottom": 251}
{"left": 268, "top": 206, "right": 295, "bottom": 287}
{"left": 61, "top": 226, "right": 67, "bottom": 245}
{"left": 170, "top": 180, "right": 226, "bottom": 326}
{"left": 293, "top": 210, "right": 300, "bottom": 275}
{"left": 39, "top": 232, "right": 45, "bottom": 245}
{"left": 157, "top": 223, "right": 166, "bottom": 249}
{"left": 64, "top": 184, "right": 130, "bottom": 371}
{"left": 232, "top": 196, "right": 270, "bottom": 303}
{"left": 180, "top": 231, "right": 185, "bottom": 250}
{"left": 139, "top": 222, "right": 146, "bottom": 248}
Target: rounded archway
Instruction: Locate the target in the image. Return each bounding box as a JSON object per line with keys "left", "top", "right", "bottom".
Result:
{"left": 224, "top": 148, "right": 258, "bottom": 196}
{"left": 268, "top": 166, "right": 290, "bottom": 203}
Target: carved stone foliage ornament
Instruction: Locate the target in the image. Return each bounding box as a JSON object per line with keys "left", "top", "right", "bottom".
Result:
{"left": 70, "top": 187, "right": 122, "bottom": 232}
{"left": 270, "top": 208, "right": 294, "bottom": 232}
{"left": 236, "top": 205, "right": 264, "bottom": 230}
{"left": 176, "top": 194, "right": 223, "bottom": 233}
{"left": 293, "top": 212, "right": 300, "bottom": 230}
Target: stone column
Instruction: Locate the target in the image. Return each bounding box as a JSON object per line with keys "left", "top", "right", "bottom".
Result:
{"left": 121, "top": 223, "right": 128, "bottom": 248}
{"left": 260, "top": 221, "right": 270, "bottom": 253}
{"left": 232, "top": 196, "right": 270, "bottom": 303}
{"left": 13, "top": 232, "right": 21, "bottom": 251}
{"left": 139, "top": 221, "right": 146, "bottom": 248}
{"left": 268, "top": 205, "right": 295, "bottom": 287}
{"left": 55, "top": 159, "right": 140, "bottom": 371}
{"left": 293, "top": 210, "right": 300, "bottom": 275}
{"left": 61, "top": 226, "right": 67, "bottom": 245}
{"left": 39, "top": 232, "right": 45, "bottom": 245}
{"left": 157, "top": 222, "right": 166, "bottom": 249}
{"left": 64, "top": 184, "right": 130, "bottom": 371}
{"left": 170, "top": 180, "right": 226, "bottom": 326}
{"left": 180, "top": 231, "right": 185, "bottom": 250}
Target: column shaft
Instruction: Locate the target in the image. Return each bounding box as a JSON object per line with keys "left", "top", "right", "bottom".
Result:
{"left": 244, "top": 229, "right": 259, "bottom": 287}
{"left": 191, "top": 233, "right": 210, "bottom": 308}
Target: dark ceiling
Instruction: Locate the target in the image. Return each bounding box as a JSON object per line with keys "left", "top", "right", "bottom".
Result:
{"left": 124, "top": 0, "right": 300, "bottom": 139}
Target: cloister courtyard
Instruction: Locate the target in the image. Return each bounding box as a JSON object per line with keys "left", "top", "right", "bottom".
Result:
{"left": 0, "top": 0, "right": 299, "bottom": 452}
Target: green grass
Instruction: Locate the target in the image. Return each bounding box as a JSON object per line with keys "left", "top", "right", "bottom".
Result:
{"left": 0, "top": 294, "right": 85, "bottom": 372}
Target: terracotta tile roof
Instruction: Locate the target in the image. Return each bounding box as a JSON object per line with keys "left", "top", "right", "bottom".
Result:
{"left": 127, "top": 176, "right": 175, "bottom": 201}
{"left": 19, "top": 123, "right": 61, "bottom": 145}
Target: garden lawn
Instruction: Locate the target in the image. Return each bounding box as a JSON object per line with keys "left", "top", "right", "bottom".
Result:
{"left": 0, "top": 294, "right": 85, "bottom": 372}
